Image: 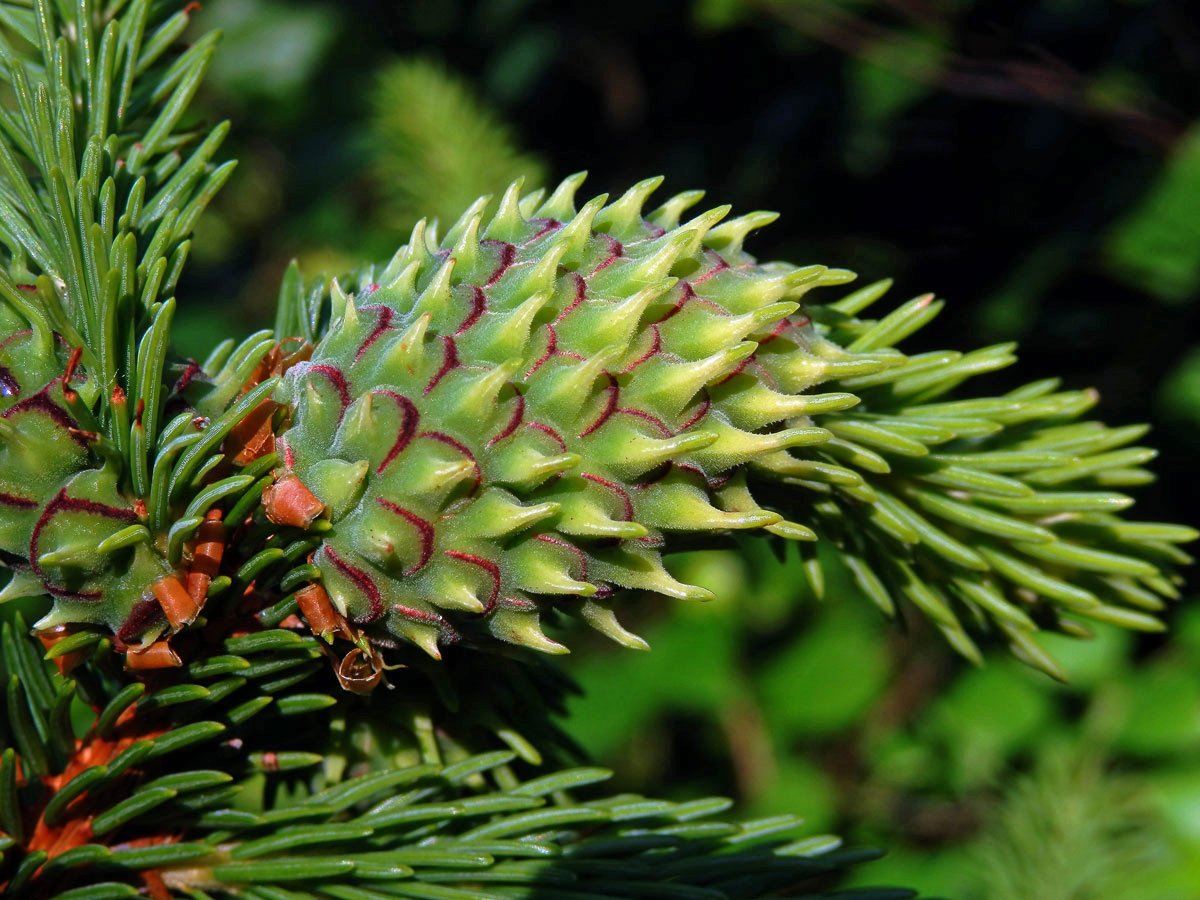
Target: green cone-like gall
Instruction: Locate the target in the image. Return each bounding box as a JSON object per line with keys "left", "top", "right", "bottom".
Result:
{"left": 276, "top": 174, "right": 1193, "bottom": 666}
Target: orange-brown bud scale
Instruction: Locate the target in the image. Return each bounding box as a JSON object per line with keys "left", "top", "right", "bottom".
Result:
{"left": 61, "top": 345, "right": 82, "bottom": 404}
{"left": 152, "top": 575, "right": 200, "bottom": 630}
{"left": 295, "top": 582, "right": 349, "bottom": 639}
{"left": 263, "top": 473, "right": 325, "bottom": 528}
{"left": 227, "top": 397, "right": 278, "bottom": 465}
{"left": 124, "top": 641, "right": 182, "bottom": 670}
{"left": 245, "top": 339, "right": 314, "bottom": 391}
{"left": 186, "top": 509, "right": 227, "bottom": 602}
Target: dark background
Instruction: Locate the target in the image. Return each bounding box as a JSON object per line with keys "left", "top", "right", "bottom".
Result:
{"left": 178, "top": 2, "right": 1200, "bottom": 895}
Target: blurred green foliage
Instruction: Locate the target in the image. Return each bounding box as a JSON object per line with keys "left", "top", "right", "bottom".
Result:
{"left": 369, "top": 58, "right": 546, "bottom": 233}
{"left": 563, "top": 546, "right": 1200, "bottom": 898}
{"left": 168, "top": 0, "right": 1199, "bottom": 896}
{"left": 1107, "top": 126, "right": 1200, "bottom": 304}
{"left": 205, "top": 0, "right": 341, "bottom": 110}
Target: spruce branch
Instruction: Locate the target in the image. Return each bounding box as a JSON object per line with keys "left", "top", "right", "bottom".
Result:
{"left": 0, "top": 606, "right": 912, "bottom": 900}
{"left": 0, "top": 0, "right": 231, "bottom": 473}
{"left": 0, "top": 0, "right": 270, "bottom": 646}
